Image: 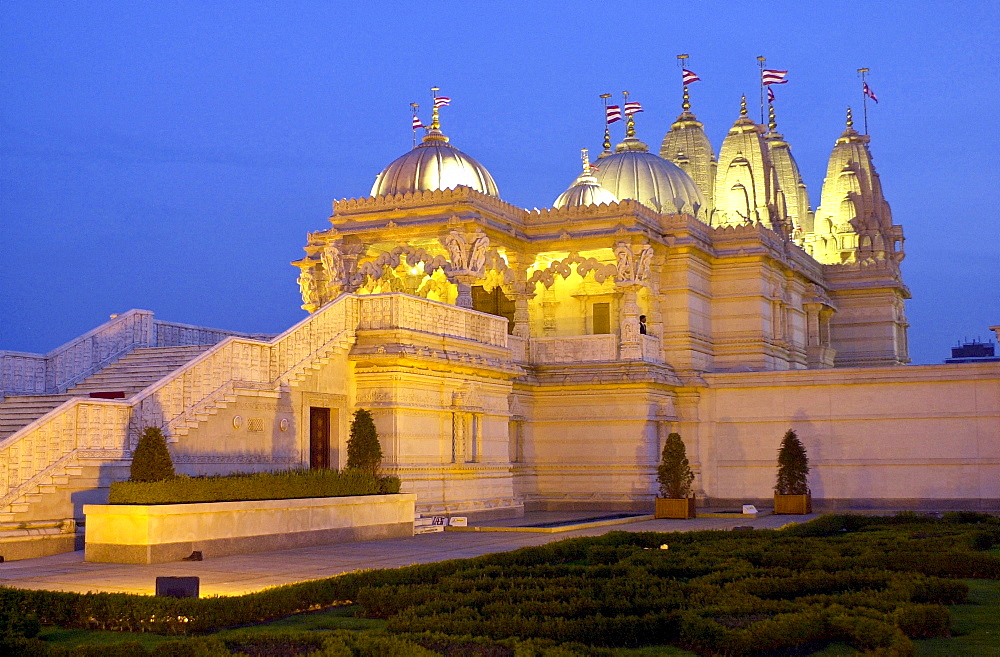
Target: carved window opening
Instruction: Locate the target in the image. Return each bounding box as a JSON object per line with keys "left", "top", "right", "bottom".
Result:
{"left": 472, "top": 286, "right": 515, "bottom": 334}
{"left": 592, "top": 302, "right": 611, "bottom": 334}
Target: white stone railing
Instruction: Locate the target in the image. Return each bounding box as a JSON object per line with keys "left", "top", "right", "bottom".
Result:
{"left": 356, "top": 294, "right": 508, "bottom": 348}
{"left": 0, "top": 399, "right": 130, "bottom": 506}
{"left": 507, "top": 335, "right": 528, "bottom": 363}
{"left": 529, "top": 335, "right": 618, "bottom": 364}
{"left": 1, "top": 309, "right": 155, "bottom": 396}
{"left": 640, "top": 334, "right": 663, "bottom": 364}
{"left": 153, "top": 320, "right": 272, "bottom": 347}
{"left": 1, "top": 310, "right": 272, "bottom": 398}
{"left": 520, "top": 333, "right": 663, "bottom": 365}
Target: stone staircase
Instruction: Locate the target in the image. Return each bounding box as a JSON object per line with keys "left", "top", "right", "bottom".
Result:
{"left": 0, "top": 346, "right": 212, "bottom": 441}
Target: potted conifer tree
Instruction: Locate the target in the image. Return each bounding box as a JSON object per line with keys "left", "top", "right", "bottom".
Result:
{"left": 774, "top": 429, "right": 812, "bottom": 514}
{"left": 655, "top": 432, "right": 696, "bottom": 519}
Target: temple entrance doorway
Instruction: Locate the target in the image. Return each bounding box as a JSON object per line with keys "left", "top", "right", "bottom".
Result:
{"left": 309, "top": 407, "right": 331, "bottom": 469}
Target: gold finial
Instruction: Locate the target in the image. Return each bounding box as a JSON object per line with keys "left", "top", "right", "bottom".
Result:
{"left": 581, "top": 148, "right": 591, "bottom": 174}
{"left": 623, "top": 90, "right": 635, "bottom": 138}
{"left": 740, "top": 95, "right": 748, "bottom": 116}
{"left": 430, "top": 87, "right": 441, "bottom": 130}
{"left": 846, "top": 106, "right": 854, "bottom": 128}
{"left": 768, "top": 103, "right": 777, "bottom": 132}
{"left": 682, "top": 86, "right": 691, "bottom": 112}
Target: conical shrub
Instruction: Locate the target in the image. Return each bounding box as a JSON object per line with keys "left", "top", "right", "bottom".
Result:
{"left": 347, "top": 409, "right": 382, "bottom": 477}
{"left": 775, "top": 429, "right": 810, "bottom": 495}
{"left": 657, "top": 432, "right": 694, "bottom": 498}
{"left": 129, "top": 426, "right": 175, "bottom": 482}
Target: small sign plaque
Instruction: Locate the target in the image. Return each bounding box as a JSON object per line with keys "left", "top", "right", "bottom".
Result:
{"left": 742, "top": 505, "right": 758, "bottom": 515}
{"left": 431, "top": 516, "right": 448, "bottom": 526}
{"left": 449, "top": 517, "right": 468, "bottom": 527}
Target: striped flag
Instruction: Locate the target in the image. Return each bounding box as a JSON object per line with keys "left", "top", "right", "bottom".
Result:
{"left": 433, "top": 96, "right": 451, "bottom": 109}
{"left": 682, "top": 69, "right": 700, "bottom": 85}
{"left": 606, "top": 105, "right": 622, "bottom": 124}
{"left": 863, "top": 82, "right": 879, "bottom": 103}
{"left": 767, "top": 87, "right": 775, "bottom": 103}
{"left": 412, "top": 115, "right": 424, "bottom": 129}
{"left": 762, "top": 69, "right": 788, "bottom": 85}
{"left": 624, "top": 101, "right": 643, "bottom": 116}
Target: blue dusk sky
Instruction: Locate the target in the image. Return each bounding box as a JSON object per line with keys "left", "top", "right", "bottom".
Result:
{"left": 2, "top": 1, "right": 997, "bottom": 364}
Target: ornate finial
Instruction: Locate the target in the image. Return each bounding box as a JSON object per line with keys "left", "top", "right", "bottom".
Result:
{"left": 600, "top": 93, "right": 612, "bottom": 152}
{"left": 678, "top": 54, "right": 691, "bottom": 112}
{"left": 581, "top": 148, "right": 591, "bottom": 174}
{"left": 740, "top": 95, "right": 748, "bottom": 116}
{"left": 430, "top": 87, "right": 441, "bottom": 130}
{"left": 846, "top": 106, "right": 853, "bottom": 128}
{"left": 768, "top": 103, "right": 777, "bottom": 132}
{"left": 624, "top": 90, "right": 635, "bottom": 138}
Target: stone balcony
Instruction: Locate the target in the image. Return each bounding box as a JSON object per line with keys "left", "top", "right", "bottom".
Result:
{"left": 507, "top": 333, "right": 663, "bottom": 366}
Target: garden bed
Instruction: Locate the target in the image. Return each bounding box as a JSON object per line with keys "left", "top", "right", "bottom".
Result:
{"left": 84, "top": 493, "right": 416, "bottom": 564}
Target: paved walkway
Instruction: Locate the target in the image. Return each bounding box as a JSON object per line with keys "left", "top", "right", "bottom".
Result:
{"left": 0, "top": 512, "right": 815, "bottom": 597}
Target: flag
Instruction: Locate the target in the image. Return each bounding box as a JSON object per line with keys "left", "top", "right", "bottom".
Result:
{"left": 767, "top": 87, "right": 775, "bottom": 103}
{"left": 412, "top": 115, "right": 424, "bottom": 129}
{"left": 433, "top": 96, "right": 451, "bottom": 109}
{"left": 589, "top": 163, "right": 600, "bottom": 171}
{"left": 762, "top": 69, "right": 788, "bottom": 85}
{"left": 863, "top": 82, "right": 879, "bottom": 103}
{"left": 682, "top": 69, "right": 701, "bottom": 85}
{"left": 624, "top": 101, "right": 643, "bottom": 116}
{"left": 606, "top": 105, "right": 622, "bottom": 124}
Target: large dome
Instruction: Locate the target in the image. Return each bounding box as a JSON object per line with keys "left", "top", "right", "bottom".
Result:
{"left": 371, "top": 129, "right": 499, "bottom": 198}
{"left": 592, "top": 137, "right": 704, "bottom": 214}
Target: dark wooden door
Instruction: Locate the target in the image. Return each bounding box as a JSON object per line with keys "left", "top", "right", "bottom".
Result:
{"left": 309, "top": 407, "right": 331, "bottom": 470}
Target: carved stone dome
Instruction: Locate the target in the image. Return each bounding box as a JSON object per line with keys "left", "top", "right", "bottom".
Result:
{"left": 371, "top": 129, "right": 499, "bottom": 198}
{"left": 592, "top": 137, "right": 704, "bottom": 214}
{"left": 553, "top": 155, "right": 619, "bottom": 209}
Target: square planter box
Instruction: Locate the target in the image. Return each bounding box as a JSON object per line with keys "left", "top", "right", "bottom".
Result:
{"left": 655, "top": 497, "right": 697, "bottom": 519}
{"left": 774, "top": 494, "right": 812, "bottom": 514}
{"left": 84, "top": 493, "right": 416, "bottom": 564}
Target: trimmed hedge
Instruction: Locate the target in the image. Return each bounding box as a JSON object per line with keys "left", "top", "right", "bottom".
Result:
{"left": 107, "top": 468, "right": 401, "bottom": 505}
{"left": 3, "top": 513, "right": 998, "bottom": 655}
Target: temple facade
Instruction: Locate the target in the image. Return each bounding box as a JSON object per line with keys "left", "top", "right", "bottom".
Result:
{"left": 1, "top": 87, "right": 997, "bottom": 556}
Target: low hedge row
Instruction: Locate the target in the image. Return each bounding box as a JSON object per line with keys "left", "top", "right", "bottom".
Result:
{"left": 107, "top": 468, "right": 401, "bottom": 505}
{"left": 1, "top": 513, "right": 997, "bottom": 655}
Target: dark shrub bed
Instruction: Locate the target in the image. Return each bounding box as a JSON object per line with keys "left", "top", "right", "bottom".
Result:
{"left": 107, "top": 468, "right": 401, "bottom": 505}
{"left": 2, "top": 513, "right": 998, "bottom": 655}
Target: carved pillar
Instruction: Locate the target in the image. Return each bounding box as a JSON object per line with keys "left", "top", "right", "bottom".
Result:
{"left": 443, "top": 228, "right": 489, "bottom": 310}
{"left": 647, "top": 252, "right": 665, "bottom": 338}
{"left": 614, "top": 241, "right": 652, "bottom": 361}
{"left": 452, "top": 411, "right": 466, "bottom": 464}
{"left": 453, "top": 275, "right": 476, "bottom": 309}
{"left": 512, "top": 294, "right": 532, "bottom": 338}
{"left": 619, "top": 285, "right": 642, "bottom": 360}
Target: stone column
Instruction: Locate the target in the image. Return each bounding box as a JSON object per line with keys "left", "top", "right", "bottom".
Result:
{"left": 619, "top": 285, "right": 642, "bottom": 360}
{"left": 453, "top": 275, "right": 476, "bottom": 309}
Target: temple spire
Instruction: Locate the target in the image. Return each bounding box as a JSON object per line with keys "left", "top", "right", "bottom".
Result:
{"left": 624, "top": 90, "right": 636, "bottom": 138}
{"left": 600, "top": 93, "right": 613, "bottom": 157}
{"left": 768, "top": 102, "right": 777, "bottom": 133}
{"left": 430, "top": 87, "right": 441, "bottom": 130}
{"left": 740, "top": 95, "right": 748, "bottom": 117}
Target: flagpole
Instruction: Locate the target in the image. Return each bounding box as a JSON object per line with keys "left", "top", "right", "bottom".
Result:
{"left": 858, "top": 68, "right": 870, "bottom": 135}
{"left": 600, "top": 93, "right": 612, "bottom": 154}
{"left": 677, "top": 53, "right": 689, "bottom": 111}
{"left": 410, "top": 103, "right": 419, "bottom": 147}
{"left": 430, "top": 86, "right": 440, "bottom": 130}
{"left": 757, "top": 56, "right": 766, "bottom": 124}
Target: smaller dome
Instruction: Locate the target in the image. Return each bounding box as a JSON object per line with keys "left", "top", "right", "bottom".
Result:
{"left": 553, "top": 149, "right": 619, "bottom": 208}
{"left": 591, "top": 137, "right": 704, "bottom": 214}
{"left": 371, "top": 129, "right": 499, "bottom": 198}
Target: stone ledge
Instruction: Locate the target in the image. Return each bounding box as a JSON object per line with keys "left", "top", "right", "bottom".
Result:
{"left": 84, "top": 493, "right": 416, "bottom": 564}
